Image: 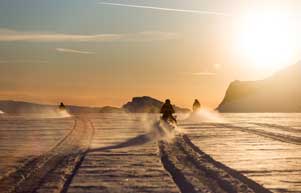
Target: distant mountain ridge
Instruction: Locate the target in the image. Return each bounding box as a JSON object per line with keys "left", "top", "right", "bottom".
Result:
{"left": 0, "top": 96, "right": 190, "bottom": 114}
{"left": 123, "top": 96, "right": 190, "bottom": 113}
{"left": 217, "top": 62, "right": 301, "bottom": 112}
{"left": 0, "top": 100, "right": 123, "bottom": 114}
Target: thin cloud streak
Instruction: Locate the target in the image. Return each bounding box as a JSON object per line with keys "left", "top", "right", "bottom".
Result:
{"left": 0, "top": 28, "right": 177, "bottom": 42}
{"left": 0, "top": 29, "right": 121, "bottom": 42}
{"left": 56, "top": 48, "right": 95, "bottom": 54}
{"left": 0, "top": 60, "right": 48, "bottom": 64}
{"left": 192, "top": 72, "right": 217, "bottom": 76}
{"left": 98, "top": 2, "right": 231, "bottom": 16}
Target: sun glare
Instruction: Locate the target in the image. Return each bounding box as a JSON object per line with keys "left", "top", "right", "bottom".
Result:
{"left": 238, "top": 10, "right": 299, "bottom": 73}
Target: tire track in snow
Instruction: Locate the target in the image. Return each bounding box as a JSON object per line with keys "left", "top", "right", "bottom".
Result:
{"left": 250, "top": 122, "right": 301, "bottom": 134}
{"left": 212, "top": 123, "right": 301, "bottom": 145}
{"left": 0, "top": 117, "right": 95, "bottom": 193}
{"left": 159, "top": 134, "right": 272, "bottom": 193}
{"left": 66, "top": 116, "right": 179, "bottom": 193}
{"left": 60, "top": 119, "right": 96, "bottom": 193}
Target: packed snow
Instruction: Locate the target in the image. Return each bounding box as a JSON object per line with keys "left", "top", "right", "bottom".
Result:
{"left": 0, "top": 113, "right": 300, "bottom": 192}
{"left": 180, "top": 113, "right": 301, "bottom": 193}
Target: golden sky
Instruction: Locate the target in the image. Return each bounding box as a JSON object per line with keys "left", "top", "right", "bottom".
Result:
{"left": 1, "top": 0, "right": 301, "bottom": 108}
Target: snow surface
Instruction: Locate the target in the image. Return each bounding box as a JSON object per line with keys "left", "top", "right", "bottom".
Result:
{"left": 0, "top": 116, "right": 73, "bottom": 181}
{"left": 67, "top": 114, "right": 179, "bottom": 193}
{"left": 180, "top": 113, "right": 301, "bottom": 193}
{"left": 0, "top": 113, "right": 300, "bottom": 193}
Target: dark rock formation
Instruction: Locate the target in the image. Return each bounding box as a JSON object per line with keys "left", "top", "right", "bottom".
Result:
{"left": 217, "top": 62, "right": 301, "bottom": 112}
{"left": 122, "top": 96, "right": 190, "bottom": 113}
{"left": 98, "top": 106, "right": 124, "bottom": 113}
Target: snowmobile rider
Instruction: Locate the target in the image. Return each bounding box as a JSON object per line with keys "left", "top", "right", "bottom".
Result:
{"left": 160, "top": 99, "right": 177, "bottom": 123}
{"left": 193, "top": 99, "right": 201, "bottom": 112}
{"left": 59, "top": 102, "right": 66, "bottom": 110}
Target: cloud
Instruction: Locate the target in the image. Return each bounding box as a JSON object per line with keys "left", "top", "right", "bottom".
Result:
{"left": 56, "top": 48, "right": 95, "bottom": 54}
{"left": 213, "top": 63, "right": 222, "bottom": 69}
{"left": 191, "top": 72, "right": 217, "bottom": 76}
{"left": 125, "top": 31, "right": 178, "bottom": 42}
{"left": 0, "top": 29, "right": 121, "bottom": 42}
{"left": 0, "top": 28, "right": 178, "bottom": 42}
{"left": 98, "top": 2, "right": 230, "bottom": 16}
{"left": 0, "top": 60, "right": 48, "bottom": 64}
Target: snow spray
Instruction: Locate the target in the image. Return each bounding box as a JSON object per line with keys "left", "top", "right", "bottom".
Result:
{"left": 139, "top": 113, "right": 184, "bottom": 142}
{"left": 185, "top": 108, "right": 224, "bottom": 123}
{"left": 27, "top": 109, "right": 72, "bottom": 119}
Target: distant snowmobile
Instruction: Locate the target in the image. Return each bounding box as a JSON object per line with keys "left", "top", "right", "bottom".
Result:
{"left": 193, "top": 99, "right": 201, "bottom": 112}
{"left": 59, "top": 102, "right": 66, "bottom": 110}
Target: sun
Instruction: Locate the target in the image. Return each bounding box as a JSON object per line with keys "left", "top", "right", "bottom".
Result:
{"left": 238, "top": 10, "right": 298, "bottom": 73}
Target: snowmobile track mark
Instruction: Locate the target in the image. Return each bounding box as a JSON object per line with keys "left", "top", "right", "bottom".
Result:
{"left": 212, "top": 123, "right": 301, "bottom": 145}
{"left": 60, "top": 119, "right": 96, "bottom": 193}
{"left": 0, "top": 117, "right": 95, "bottom": 193}
{"left": 250, "top": 122, "right": 301, "bottom": 134}
{"left": 159, "top": 134, "right": 272, "bottom": 193}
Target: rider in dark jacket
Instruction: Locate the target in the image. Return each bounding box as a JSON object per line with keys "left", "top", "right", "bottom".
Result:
{"left": 193, "top": 99, "right": 201, "bottom": 112}
{"left": 160, "top": 99, "right": 177, "bottom": 123}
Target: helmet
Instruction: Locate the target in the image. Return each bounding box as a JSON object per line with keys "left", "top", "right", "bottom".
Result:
{"left": 165, "top": 99, "right": 171, "bottom": 104}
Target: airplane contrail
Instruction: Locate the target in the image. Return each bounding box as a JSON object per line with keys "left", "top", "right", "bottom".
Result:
{"left": 98, "top": 2, "right": 231, "bottom": 16}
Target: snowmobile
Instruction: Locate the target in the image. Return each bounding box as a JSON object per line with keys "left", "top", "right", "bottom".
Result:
{"left": 159, "top": 115, "right": 177, "bottom": 133}
{"left": 59, "top": 102, "right": 66, "bottom": 110}
{"left": 161, "top": 115, "right": 177, "bottom": 125}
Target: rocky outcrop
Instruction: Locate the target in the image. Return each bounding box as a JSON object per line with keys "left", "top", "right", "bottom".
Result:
{"left": 217, "top": 62, "right": 301, "bottom": 112}
{"left": 123, "top": 96, "right": 190, "bottom": 113}
{"left": 0, "top": 96, "right": 190, "bottom": 114}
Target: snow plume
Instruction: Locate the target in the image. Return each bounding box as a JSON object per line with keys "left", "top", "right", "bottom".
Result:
{"left": 89, "top": 114, "right": 183, "bottom": 152}
{"left": 23, "top": 108, "right": 72, "bottom": 119}
{"left": 37, "top": 109, "right": 72, "bottom": 119}
{"left": 55, "top": 109, "right": 72, "bottom": 118}
{"left": 139, "top": 114, "right": 183, "bottom": 142}
{"left": 185, "top": 108, "right": 224, "bottom": 123}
